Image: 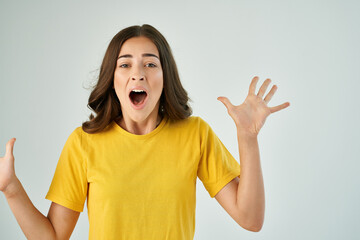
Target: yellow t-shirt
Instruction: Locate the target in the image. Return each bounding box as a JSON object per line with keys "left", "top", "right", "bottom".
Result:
{"left": 45, "top": 115, "right": 241, "bottom": 240}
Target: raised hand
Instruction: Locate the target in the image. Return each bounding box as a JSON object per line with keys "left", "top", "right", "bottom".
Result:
{"left": 0, "top": 138, "right": 17, "bottom": 193}
{"left": 217, "top": 76, "right": 290, "bottom": 137}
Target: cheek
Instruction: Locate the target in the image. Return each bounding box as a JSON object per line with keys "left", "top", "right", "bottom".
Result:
{"left": 154, "top": 71, "right": 164, "bottom": 92}
{"left": 114, "top": 81, "right": 127, "bottom": 101}
{"left": 114, "top": 72, "right": 127, "bottom": 89}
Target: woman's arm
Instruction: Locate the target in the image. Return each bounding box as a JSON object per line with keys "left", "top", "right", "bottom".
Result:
{"left": 4, "top": 177, "right": 57, "bottom": 240}
{"left": 235, "top": 132, "right": 264, "bottom": 231}
{"left": 1, "top": 138, "right": 80, "bottom": 240}
{"left": 217, "top": 76, "right": 290, "bottom": 231}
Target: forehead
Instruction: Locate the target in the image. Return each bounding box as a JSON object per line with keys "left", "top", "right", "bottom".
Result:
{"left": 118, "top": 36, "right": 159, "bottom": 56}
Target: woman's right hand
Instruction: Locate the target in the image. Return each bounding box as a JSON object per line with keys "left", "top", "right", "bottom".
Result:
{"left": 0, "top": 138, "right": 17, "bottom": 193}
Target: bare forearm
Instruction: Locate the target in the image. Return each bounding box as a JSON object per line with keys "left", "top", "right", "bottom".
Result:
{"left": 236, "top": 131, "right": 265, "bottom": 231}
{"left": 3, "top": 177, "right": 56, "bottom": 240}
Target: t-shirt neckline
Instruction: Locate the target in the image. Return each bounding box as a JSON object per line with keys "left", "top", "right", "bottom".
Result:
{"left": 111, "top": 115, "right": 168, "bottom": 140}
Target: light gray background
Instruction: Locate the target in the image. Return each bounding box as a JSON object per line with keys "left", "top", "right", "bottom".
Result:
{"left": 1, "top": 0, "right": 359, "bottom": 239}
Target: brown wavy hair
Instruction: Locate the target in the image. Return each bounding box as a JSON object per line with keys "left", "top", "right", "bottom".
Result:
{"left": 82, "top": 24, "right": 192, "bottom": 134}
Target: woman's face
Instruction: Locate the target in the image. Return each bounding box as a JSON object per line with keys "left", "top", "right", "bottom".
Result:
{"left": 114, "top": 36, "right": 163, "bottom": 123}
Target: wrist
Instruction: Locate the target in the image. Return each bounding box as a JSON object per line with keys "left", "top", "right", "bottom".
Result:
{"left": 236, "top": 128, "right": 258, "bottom": 140}
{"left": 3, "top": 176, "right": 21, "bottom": 199}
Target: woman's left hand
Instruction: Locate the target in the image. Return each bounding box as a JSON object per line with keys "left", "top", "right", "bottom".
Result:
{"left": 217, "top": 76, "right": 290, "bottom": 138}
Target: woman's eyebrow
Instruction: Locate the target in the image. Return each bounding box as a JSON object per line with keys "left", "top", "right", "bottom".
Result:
{"left": 118, "top": 53, "right": 159, "bottom": 60}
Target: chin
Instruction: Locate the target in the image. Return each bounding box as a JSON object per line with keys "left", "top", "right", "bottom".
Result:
{"left": 122, "top": 99, "right": 160, "bottom": 123}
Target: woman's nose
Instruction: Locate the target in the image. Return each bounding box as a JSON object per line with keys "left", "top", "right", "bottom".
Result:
{"left": 131, "top": 76, "right": 144, "bottom": 81}
{"left": 131, "top": 65, "right": 145, "bottom": 81}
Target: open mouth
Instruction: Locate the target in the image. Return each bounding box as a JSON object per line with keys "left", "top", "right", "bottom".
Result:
{"left": 129, "top": 89, "right": 148, "bottom": 106}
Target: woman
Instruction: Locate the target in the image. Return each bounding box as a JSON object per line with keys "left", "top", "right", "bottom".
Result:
{"left": 0, "top": 24, "right": 290, "bottom": 239}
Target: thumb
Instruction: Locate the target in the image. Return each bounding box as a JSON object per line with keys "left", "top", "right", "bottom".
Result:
{"left": 217, "top": 96, "right": 233, "bottom": 111}
{"left": 5, "top": 138, "right": 16, "bottom": 158}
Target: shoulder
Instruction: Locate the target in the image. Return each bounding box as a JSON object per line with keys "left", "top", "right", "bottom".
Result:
{"left": 167, "top": 116, "right": 212, "bottom": 137}
{"left": 68, "top": 126, "right": 86, "bottom": 141}
{"left": 60, "top": 127, "right": 82, "bottom": 151}
{"left": 169, "top": 115, "right": 208, "bottom": 129}
{"left": 185, "top": 116, "right": 211, "bottom": 130}
{"left": 63, "top": 126, "right": 90, "bottom": 150}
{"left": 71, "top": 124, "right": 106, "bottom": 141}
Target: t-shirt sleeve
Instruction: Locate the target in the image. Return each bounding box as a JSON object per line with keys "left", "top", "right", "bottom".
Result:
{"left": 45, "top": 127, "right": 88, "bottom": 212}
{"left": 197, "top": 117, "right": 241, "bottom": 198}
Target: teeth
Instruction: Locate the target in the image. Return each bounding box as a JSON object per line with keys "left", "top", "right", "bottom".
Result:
{"left": 132, "top": 89, "right": 145, "bottom": 93}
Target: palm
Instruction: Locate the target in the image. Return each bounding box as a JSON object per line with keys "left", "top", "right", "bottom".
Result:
{"left": 0, "top": 138, "right": 16, "bottom": 192}
{"left": 218, "top": 76, "right": 290, "bottom": 137}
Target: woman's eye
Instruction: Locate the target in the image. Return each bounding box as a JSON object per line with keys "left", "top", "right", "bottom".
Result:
{"left": 119, "top": 64, "right": 129, "bottom": 68}
{"left": 146, "top": 63, "right": 156, "bottom": 67}
{"left": 119, "top": 63, "right": 156, "bottom": 68}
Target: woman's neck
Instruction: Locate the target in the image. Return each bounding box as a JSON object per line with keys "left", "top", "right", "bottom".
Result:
{"left": 116, "top": 113, "right": 163, "bottom": 135}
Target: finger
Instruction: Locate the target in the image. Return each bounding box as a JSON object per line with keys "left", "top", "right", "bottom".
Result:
{"left": 269, "top": 102, "right": 290, "bottom": 113}
{"left": 248, "top": 76, "right": 259, "bottom": 95}
{"left": 264, "top": 85, "right": 277, "bottom": 104}
{"left": 217, "top": 96, "right": 233, "bottom": 111}
{"left": 257, "top": 78, "right": 271, "bottom": 98}
{"left": 5, "top": 138, "right": 16, "bottom": 158}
